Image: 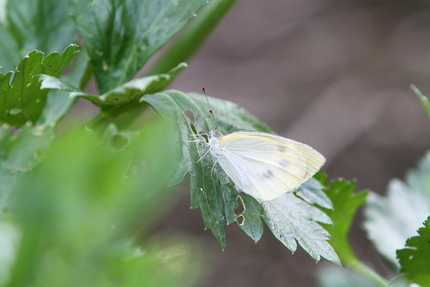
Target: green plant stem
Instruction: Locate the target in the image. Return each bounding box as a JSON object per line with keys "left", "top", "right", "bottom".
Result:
{"left": 78, "top": 59, "right": 93, "bottom": 91}
{"left": 147, "top": 0, "right": 240, "bottom": 76}
{"left": 350, "top": 260, "right": 389, "bottom": 287}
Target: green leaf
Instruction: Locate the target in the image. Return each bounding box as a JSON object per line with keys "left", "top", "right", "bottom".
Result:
{"left": 321, "top": 179, "right": 368, "bottom": 266}
{"left": 262, "top": 192, "right": 339, "bottom": 264}
{"left": 397, "top": 216, "right": 430, "bottom": 287}
{"left": 142, "top": 90, "right": 272, "bottom": 186}
{"left": 0, "top": 0, "right": 78, "bottom": 72}
{"left": 70, "top": 0, "right": 209, "bottom": 94}
{"left": 38, "top": 62, "right": 186, "bottom": 108}
{"left": 221, "top": 184, "right": 264, "bottom": 242}
{"left": 39, "top": 50, "right": 90, "bottom": 125}
{"left": 364, "top": 151, "right": 430, "bottom": 269}
{"left": 411, "top": 84, "right": 430, "bottom": 118}
{"left": 321, "top": 180, "right": 389, "bottom": 286}
{"left": 142, "top": 90, "right": 271, "bottom": 247}
{"left": 0, "top": 122, "right": 54, "bottom": 216}
{"left": 0, "top": 44, "right": 79, "bottom": 126}
{"left": 142, "top": 90, "right": 336, "bottom": 261}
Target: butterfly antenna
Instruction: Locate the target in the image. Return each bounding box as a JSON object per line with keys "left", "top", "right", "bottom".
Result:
{"left": 203, "top": 88, "right": 217, "bottom": 128}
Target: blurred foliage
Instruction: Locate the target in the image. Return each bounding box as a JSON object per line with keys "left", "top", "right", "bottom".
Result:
{"left": 2, "top": 120, "right": 206, "bottom": 287}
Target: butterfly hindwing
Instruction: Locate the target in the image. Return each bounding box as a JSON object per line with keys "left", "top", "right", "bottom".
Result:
{"left": 215, "top": 131, "right": 325, "bottom": 201}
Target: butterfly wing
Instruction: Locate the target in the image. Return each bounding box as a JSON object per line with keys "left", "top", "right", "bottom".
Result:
{"left": 216, "top": 131, "right": 325, "bottom": 201}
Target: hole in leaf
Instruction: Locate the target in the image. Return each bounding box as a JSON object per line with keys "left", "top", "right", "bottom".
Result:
{"left": 234, "top": 196, "right": 245, "bottom": 215}
{"left": 184, "top": 110, "right": 195, "bottom": 123}
{"left": 236, "top": 215, "right": 244, "bottom": 225}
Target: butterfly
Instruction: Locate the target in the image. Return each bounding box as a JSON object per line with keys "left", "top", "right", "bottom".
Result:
{"left": 194, "top": 127, "right": 326, "bottom": 201}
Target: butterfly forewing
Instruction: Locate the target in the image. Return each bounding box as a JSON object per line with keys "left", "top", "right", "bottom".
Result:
{"left": 216, "top": 131, "right": 325, "bottom": 201}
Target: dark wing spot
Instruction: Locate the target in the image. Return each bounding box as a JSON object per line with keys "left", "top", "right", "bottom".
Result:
{"left": 279, "top": 160, "right": 290, "bottom": 169}
{"left": 278, "top": 145, "right": 287, "bottom": 152}
{"left": 262, "top": 170, "right": 275, "bottom": 179}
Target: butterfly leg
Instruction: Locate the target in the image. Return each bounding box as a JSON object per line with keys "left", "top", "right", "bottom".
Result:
{"left": 210, "top": 158, "right": 219, "bottom": 180}
{"left": 196, "top": 146, "right": 212, "bottom": 164}
{"left": 183, "top": 139, "right": 205, "bottom": 143}
{"left": 189, "top": 132, "right": 208, "bottom": 137}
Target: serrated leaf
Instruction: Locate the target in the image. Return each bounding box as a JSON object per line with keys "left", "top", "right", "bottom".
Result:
{"left": 364, "top": 151, "right": 430, "bottom": 269}
{"left": 70, "top": 0, "right": 209, "bottom": 94}
{"left": 321, "top": 179, "right": 368, "bottom": 266}
{"left": 397, "top": 216, "right": 430, "bottom": 287}
{"left": 296, "top": 178, "right": 333, "bottom": 209}
{"left": 0, "top": 44, "right": 79, "bottom": 126}
{"left": 37, "top": 62, "right": 186, "bottom": 109}
{"left": 39, "top": 51, "right": 89, "bottom": 125}
{"left": 141, "top": 90, "right": 272, "bottom": 187}
{"left": 236, "top": 193, "right": 264, "bottom": 242}
{"left": 262, "top": 193, "right": 339, "bottom": 264}
{"left": 220, "top": 183, "right": 264, "bottom": 242}
{"left": 411, "top": 84, "right": 430, "bottom": 118}
{"left": 142, "top": 90, "right": 272, "bottom": 247}
{"left": 142, "top": 90, "right": 335, "bottom": 259}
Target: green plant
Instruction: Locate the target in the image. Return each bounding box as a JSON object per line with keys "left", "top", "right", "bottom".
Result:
{"left": 0, "top": 1, "right": 429, "bottom": 287}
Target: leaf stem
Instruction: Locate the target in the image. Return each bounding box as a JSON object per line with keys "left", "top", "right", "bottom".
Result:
{"left": 147, "top": 0, "right": 240, "bottom": 76}
{"left": 78, "top": 59, "right": 94, "bottom": 91}
{"left": 350, "top": 261, "right": 389, "bottom": 287}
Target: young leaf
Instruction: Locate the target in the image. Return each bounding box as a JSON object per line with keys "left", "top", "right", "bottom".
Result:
{"left": 70, "top": 0, "right": 209, "bottom": 94}
{"left": 364, "top": 151, "right": 430, "bottom": 268}
{"left": 0, "top": 0, "right": 78, "bottom": 72}
{"left": 397, "top": 216, "right": 430, "bottom": 287}
{"left": 321, "top": 179, "right": 369, "bottom": 266}
{"left": 0, "top": 44, "right": 79, "bottom": 126}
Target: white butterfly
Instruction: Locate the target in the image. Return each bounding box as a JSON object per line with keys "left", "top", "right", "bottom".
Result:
{"left": 196, "top": 127, "right": 325, "bottom": 201}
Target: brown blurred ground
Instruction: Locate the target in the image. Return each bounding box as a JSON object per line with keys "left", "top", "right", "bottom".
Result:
{"left": 152, "top": 0, "right": 430, "bottom": 286}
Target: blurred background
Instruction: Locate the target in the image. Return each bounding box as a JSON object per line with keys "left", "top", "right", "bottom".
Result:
{"left": 147, "top": 0, "right": 430, "bottom": 286}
